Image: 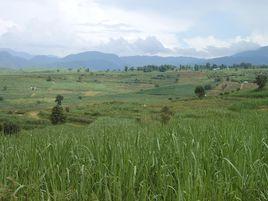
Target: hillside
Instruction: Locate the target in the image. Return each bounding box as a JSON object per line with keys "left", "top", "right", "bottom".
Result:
{"left": 0, "top": 68, "right": 267, "bottom": 200}
{"left": 1, "top": 46, "right": 268, "bottom": 69}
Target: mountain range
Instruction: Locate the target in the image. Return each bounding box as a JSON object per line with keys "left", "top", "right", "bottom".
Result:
{"left": 1, "top": 46, "right": 268, "bottom": 70}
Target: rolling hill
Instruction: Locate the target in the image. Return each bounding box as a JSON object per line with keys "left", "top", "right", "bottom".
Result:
{"left": 0, "top": 46, "right": 268, "bottom": 70}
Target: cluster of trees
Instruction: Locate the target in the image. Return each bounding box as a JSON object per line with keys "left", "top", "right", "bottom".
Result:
{"left": 123, "top": 62, "right": 268, "bottom": 73}
{"left": 125, "top": 65, "right": 177, "bottom": 72}
{"left": 192, "top": 62, "right": 257, "bottom": 71}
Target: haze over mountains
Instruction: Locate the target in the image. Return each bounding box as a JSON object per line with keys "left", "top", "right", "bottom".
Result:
{"left": 0, "top": 46, "right": 268, "bottom": 70}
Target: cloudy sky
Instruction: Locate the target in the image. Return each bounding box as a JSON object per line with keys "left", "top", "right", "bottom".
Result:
{"left": 0, "top": 0, "right": 267, "bottom": 57}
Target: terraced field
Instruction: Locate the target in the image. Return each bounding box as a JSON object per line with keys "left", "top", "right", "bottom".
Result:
{"left": 0, "top": 68, "right": 267, "bottom": 200}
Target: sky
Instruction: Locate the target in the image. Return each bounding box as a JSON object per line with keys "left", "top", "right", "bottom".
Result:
{"left": 0, "top": 0, "right": 267, "bottom": 58}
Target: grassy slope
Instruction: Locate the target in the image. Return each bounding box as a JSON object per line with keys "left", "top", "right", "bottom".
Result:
{"left": 0, "top": 112, "right": 267, "bottom": 200}
{"left": 0, "top": 68, "right": 267, "bottom": 200}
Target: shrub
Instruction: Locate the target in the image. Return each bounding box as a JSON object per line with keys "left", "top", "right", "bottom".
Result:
{"left": 65, "top": 107, "right": 70, "bottom": 112}
{"left": 91, "top": 112, "right": 101, "bottom": 116}
{"left": 136, "top": 117, "right": 141, "bottom": 123}
{"left": 77, "top": 76, "right": 82, "bottom": 82}
{"left": 160, "top": 106, "right": 173, "bottom": 124}
{"left": 195, "top": 86, "right": 205, "bottom": 98}
{"left": 2, "top": 86, "right": 7, "bottom": 91}
{"left": 155, "top": 84, "right": 160, "bottom": 88}
{"left": 204, "top": 84, "right": 212, "bottom": 90}
{"left": 3, "top": 122, "right": 21, "bottom": 135}
{"left": 0, "top": 97, "right": 3, "bottom": 101}
{"left": 46, "top": 76, "right": 52, "bottom": 82}
{"left": 255, "top": 74, "right": 267, "bottom": 90}
{"left": 50, "top": 105, "right": 66, "bottom": 125}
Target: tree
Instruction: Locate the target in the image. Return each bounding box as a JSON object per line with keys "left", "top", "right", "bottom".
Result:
{"left": 195, "top": 86, "right": 205, "bottom": 98}
{"left": 50, "top": 95, "right": 66, "bottom": 125}
{"left": 255, "top": 74, "right": 267, "bottom": 90}
{"left": 55, "top": 95, "right": 64, "bottom": 105}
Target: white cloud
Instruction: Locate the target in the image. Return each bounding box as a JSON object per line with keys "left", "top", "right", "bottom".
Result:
{"left": 0, "top": 0, "right": 268, "bottom": 57}
{"left": 0, "top": 19, "right": 20, "bottom": 36}
{"left": 183, "top": 36, "right": 229, "bottom": 51}
{"left": 96, "top": 36, "right": 171, "bottom": 56}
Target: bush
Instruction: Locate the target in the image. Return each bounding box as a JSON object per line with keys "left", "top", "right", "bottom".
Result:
{"left": 195, "top": 86, "right": 205, "bottom": 98}
{"left": 3, "top": 122, "right": 21, "bottom": 135}
{"left": 204, "top": 84, "right": 212, "bottom": 90}
{"left": 65, "top": 107, "right": 70, "bottom": 112}
{"left": 50, "top": 105, "right": 66, "bottom": 125}
{"left": 46, "top": 76, "right": 52, "bottom": 82}
{"left": 0, "top": 97, "right": 3, "bottom": 101}
{"left": 77, "top": 76, "right": 82, "bottom": 82}
{"left": 255, "top": 74, "right": 267, "bottom": 90}
{"left": 160, "top": 106, "right": 173, "bottom": 124}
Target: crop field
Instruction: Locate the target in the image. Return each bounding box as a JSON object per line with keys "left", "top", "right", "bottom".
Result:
{"left": 0, "top": 68, "right": 267, "bottom": 200}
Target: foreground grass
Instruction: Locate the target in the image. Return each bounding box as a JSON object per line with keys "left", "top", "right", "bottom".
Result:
{"left": 0, "top": 111, "right": 267, "bottom": 200}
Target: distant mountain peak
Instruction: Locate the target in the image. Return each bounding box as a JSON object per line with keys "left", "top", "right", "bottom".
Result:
{"left": 1, "top": 46, "right": 268, "bottom": 69}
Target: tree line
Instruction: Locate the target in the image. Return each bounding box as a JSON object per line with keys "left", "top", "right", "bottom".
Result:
{"left": 124, "top": 63, "right": 268, "bottom": 72}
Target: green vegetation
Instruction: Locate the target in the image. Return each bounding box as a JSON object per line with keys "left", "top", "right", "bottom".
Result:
{"left": 194, "top": 86, "right": 205, "bottom": 98}
{"left": 256, "top": 74, "right": 267, "bottom": 89}
{"left": 50, "top": 95, "right": 66, "bottom": 125}
{"left": 0, "top": 67, "right": 267, "bottom": 200}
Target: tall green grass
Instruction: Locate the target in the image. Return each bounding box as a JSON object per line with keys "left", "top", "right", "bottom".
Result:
{"left": 0, "top": 111, "right": 267, "bottom": 200}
